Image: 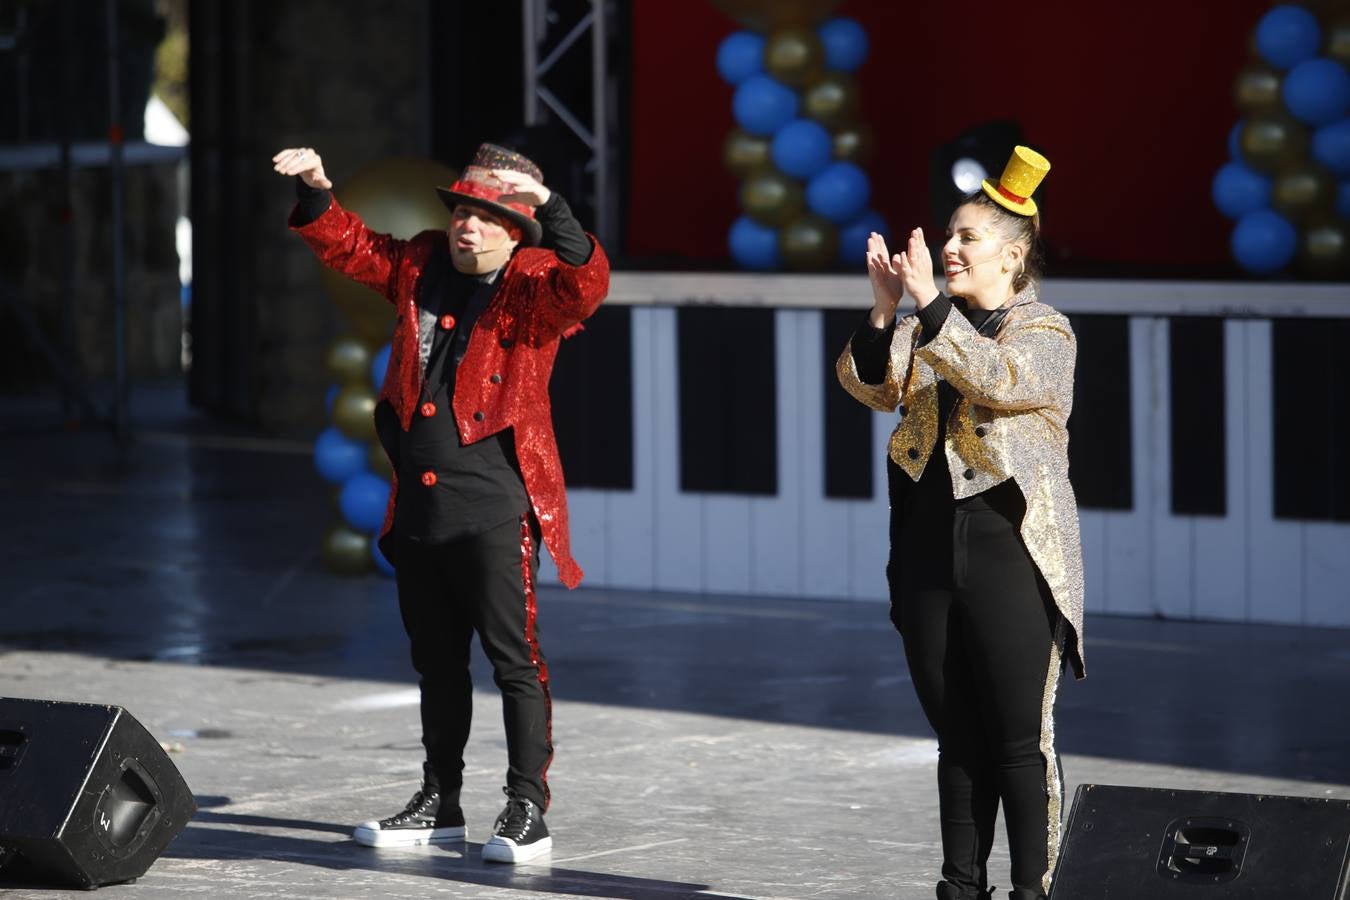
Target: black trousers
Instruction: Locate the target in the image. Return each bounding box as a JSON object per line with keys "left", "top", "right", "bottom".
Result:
{"left": 891, "top": 486, "right": 1062, "bottom": 895}
{"left": 394, "top": 515, "right": 553, "bottom": 811}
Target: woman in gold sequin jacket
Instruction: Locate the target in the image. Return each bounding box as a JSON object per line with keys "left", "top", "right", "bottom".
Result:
{"left": 836, "top": 147, "right": 1083, "bottom": 900}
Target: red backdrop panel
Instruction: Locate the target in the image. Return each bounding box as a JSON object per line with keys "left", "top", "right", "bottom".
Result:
{"left": 627, "top": 1, "right": 1270, "bottom": 272}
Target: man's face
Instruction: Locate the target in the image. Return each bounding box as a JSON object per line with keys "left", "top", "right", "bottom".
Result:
{"left": 449, "top": 204, "right": 518, "bottom": 265}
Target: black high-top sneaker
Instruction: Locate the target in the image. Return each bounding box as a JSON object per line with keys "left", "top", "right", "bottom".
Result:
{"left": 352, "top": 787, "right": 466, "bottom": 847}
{"left": 481, "top": 788, "right": 551, "bottom": 863}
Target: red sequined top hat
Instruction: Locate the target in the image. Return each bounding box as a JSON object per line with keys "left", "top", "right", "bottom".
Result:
{"left": 436, "top": 143, "right": 545, "bottom": 246}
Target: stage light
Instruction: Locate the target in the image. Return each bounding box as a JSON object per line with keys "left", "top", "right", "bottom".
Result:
{"left": 950, "top": 157, "right": 988, "bottom": 194}
{"left": 929, "top": 120, "right": 1025, "bottom": 231}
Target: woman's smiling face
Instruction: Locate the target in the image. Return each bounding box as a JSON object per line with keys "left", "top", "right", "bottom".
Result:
{"left": 941, "top": 203, "right": 1008, "bottom": 294}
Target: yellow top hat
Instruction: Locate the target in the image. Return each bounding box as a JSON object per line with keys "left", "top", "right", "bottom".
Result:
{"left": 982, "top": 145, "right": 1051, "bottom": 216}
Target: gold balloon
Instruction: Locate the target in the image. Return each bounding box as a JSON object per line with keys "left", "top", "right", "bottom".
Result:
{"left": 322, "top": 522, "right": 372, "bottom": 575}
{"left": 779, "top": 214, "right": 838, "bottom": 271}
{"left": 724, "top": 129, "right": 772, "bottom": 178}
{"left": 1240, "top": 112, "right": 1310, "bottom": 174}
{"left": 832, "top": 124, "right": 875, "bottom": 165}
{"left": 1232, "top": 63, "right": 1282, "bottom": 114}
{"left": 740, "top": 170, "right": 806, "bottom": 226}
{"left": 803, "top": 72, "right": 859, "bottom": 129}
{"left": 325, "top": 334, "right": 373, "bottom": 385}
{"left": 709, "top": 0, "right": 840, "bottom": 31}
{"left": 332, "top": 384, "right": 377, "bottom": 440}
{"left": 1298, "top": 221, "right": 1350, "bottom": 278}
{"left": 1327, "top": 17, "right": 1350, "bottom": 66}
{"left": 1271, "top": 162, "right": 1338, "bottom": 223}
{"left": 763, "top": 27, "right": 824, "bottom": 87}
{"left": 317, "top": 157, "right": 459, "bottom": 345}
{"left": 368, "top": 440, "right": 393, "bottom": 480}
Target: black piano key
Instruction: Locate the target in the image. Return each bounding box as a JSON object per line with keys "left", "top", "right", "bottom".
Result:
{"left": 822, "top": 309, "right": 875, "bottom": 500}
{"left": 550, "top": 304, "right": 634, "bottom": 490}
{"left": 1067, "top": 314, "right": 1133, "bottom": 510}
{"left": 1273, "top": 318, "right": 1350, "bottom": 522}
{"left": 1170, "top": 317, "right": 1226, "bottom": 516}
{"left": 678, "top": 306, "right": 777, "bottom": 495}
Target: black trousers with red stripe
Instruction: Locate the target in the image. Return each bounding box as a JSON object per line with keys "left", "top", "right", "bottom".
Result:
{"left": 394, "top": 515, "right": 553, "bottom": 811}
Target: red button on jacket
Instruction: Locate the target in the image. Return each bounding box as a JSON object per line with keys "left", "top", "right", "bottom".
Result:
{"left": 420, "top": 401, "right": 436, "bottom": 418}
{"left": 439, "top": 314, "right": 456, "bottom": 330}
{"left": 421, "top": 470, "right": 437, "bottom": 486}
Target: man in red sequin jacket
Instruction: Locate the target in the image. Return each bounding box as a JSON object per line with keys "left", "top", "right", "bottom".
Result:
{"left": 274, "top": 142, "right": 608, "bottom": 863}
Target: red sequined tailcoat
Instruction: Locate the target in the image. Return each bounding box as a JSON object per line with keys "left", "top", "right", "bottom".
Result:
{"left": 293, "top": 195, "right": 610, "bottom": 587}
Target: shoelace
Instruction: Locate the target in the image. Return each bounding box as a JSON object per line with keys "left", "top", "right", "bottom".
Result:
{"left": 494, "top": 799, "right": 534, "bottom": 840}
{"left": 384, "top": 790, "right": 437, "bottom": 826}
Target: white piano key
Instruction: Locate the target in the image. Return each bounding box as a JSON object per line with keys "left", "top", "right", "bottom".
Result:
{"left": 605, "top": 307, "right": 658, "bottom": 590}
{"left": 1304, "top": 521, "right": 1350, "bottom": 627}
{"left": 802, "top": 311, "right": 854, "bottom": 600}
{"left": 750, "top": 310, "right": 807, "bottom": 597}
{"left": 1096, "top": 317, "right": 1157, "bottom": 617}
{"left": 1244, "top": 320, "right": 1304, "bottom": 625}
{"left": 652, "top": 306, "right": 702, "bottom": 592}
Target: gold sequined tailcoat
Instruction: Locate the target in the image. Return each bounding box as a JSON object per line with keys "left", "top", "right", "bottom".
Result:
{"left": 837, "top": 294, "right": 1085, "bottom": 678}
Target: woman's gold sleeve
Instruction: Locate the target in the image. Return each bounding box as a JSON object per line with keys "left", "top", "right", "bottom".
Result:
{"left": 915, "top": 310, "right": 1075, "bottom": 413}
{"left": 836, "top": 317, "right": 919, "bottom": 413}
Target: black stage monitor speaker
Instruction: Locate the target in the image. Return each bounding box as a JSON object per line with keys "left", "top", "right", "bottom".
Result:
{"left": 0, "top": 698, "right": 197, "bottom": 888}
{"left": 1052, "top": 783, "right": 1350, "bottom": 899}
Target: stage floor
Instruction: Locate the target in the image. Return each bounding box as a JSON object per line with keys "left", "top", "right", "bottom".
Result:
{"left": 3, "top": 383, "right": 1349, "bottom": 899}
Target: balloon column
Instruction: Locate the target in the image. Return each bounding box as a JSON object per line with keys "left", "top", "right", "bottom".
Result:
{"left": 714, "top": 2, "right": 887, "bottom": 270}
{"left": 1213, "top": 4, "right": 1350, "bottom": 277}
{"left": 310, "top": 157, "right": 458, "bottom": 575}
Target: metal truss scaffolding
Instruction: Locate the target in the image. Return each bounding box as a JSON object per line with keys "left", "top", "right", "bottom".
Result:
{"left": 521, "top": 0, "right": 617, "bottom": 248}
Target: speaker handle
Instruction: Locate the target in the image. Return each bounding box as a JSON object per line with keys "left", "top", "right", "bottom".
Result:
{"left": 1156, "top": 816, "right": 1251, "bottom": 885}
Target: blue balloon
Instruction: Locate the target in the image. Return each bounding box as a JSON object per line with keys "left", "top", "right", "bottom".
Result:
{"left": 717, "top": 31, "right": 765, "bottom": 85}
{"left": 1228, "top": 119, "right": 1245, "bottom": 161}
{"left": 771, "top": 119, "right": 833, "bottom": 179}
{"left": 314, "top": 426, "right": 367, "bottom": 484}
{"left": 1256, "top": 5, "right": 1321, "bottom": 71}
{"left": 806, "top": 162, "right": 871, "bottom": 224}
{"left": 1211, "top": 161, "right": 1273, "bottom": 219}
{"left": 837, "top": 209, "right": 889, "bottom": 267}
{"left": 372, "top": 537, "right": 395, "bottom": 577}
{"left": 1337, "top": 180, "right": 1350, "bottom": 220}
{"left": 1312, "top": 118, "right": 1350, "bottom": 176}
{"left": 729, "top": 215, "right": 781, "bottom": 270}
{"left": 339, "top": 472, "right": 390, "bottom": 534}
{"left": 1231, "top": 210, "right": 1297, "bottom": 274}
{"left": 818, "top": 17, "right": 869, "bottom": 71}
{"left": 733, "top": 75, "right": 799, "bottom": 136}
{"left": 370, "top": 343, "right": 391, "bottom": 389}
{"left": 1283, "top": 58, "right": 1350, "bottom": 126}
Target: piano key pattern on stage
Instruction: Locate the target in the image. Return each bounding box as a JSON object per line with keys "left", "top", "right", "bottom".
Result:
{"left": 540, "top": 275, "right": 1350, "bottom": 628}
